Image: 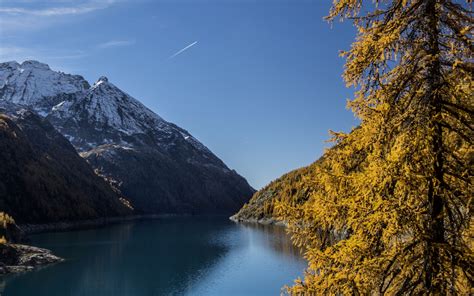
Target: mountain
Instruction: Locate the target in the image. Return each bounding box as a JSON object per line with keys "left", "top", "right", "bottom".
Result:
{"left": 0, "top": 110, "right": 131, "bottom": 225}
{"left": 0, "top": 60, "right": 255, "bottom": 215}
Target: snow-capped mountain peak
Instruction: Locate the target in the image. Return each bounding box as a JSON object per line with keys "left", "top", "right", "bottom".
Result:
{"left": 1, "top": 60, "right": 214, "bottom": 156}
{"left": 0, "top": 60, "right": 89, "bottom": 112}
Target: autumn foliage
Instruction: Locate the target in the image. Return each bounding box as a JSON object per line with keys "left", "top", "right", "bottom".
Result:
{"left": 0, "top": 212, "right": 15, "bottom": 244}
{"left": 276, "top": 0, "right": 473, "bottom": 294}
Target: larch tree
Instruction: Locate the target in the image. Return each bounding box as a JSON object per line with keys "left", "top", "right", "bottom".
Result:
{"left": 0, "top": 212, "right": 15, "bottom": 244}
{"left": 277, "top": 0, "right": 473, "bottom": 294}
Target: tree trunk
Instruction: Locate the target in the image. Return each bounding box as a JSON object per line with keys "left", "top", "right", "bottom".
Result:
{"left": 424, "top": 0, "right": 445, "bottom": 292}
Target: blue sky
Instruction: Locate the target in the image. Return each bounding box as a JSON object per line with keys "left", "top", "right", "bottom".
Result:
{"left": 0, "top": 0, "right": 358, "bottom": 189}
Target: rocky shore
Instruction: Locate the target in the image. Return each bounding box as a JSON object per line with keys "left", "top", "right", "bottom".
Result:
{"left": 229, "top": 214, "right": 287, "bottom": 227}
{"left": 0, "top": 243, "right": 63, "bottom": 275}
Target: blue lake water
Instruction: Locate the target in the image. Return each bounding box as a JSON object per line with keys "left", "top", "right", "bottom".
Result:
{"left": 2, "top": 217, "right": 306, "bottom": 296}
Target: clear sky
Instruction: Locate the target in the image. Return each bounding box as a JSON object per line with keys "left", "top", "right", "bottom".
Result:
{"left": 0, "top": 0, "right": 359, "bottom": 189}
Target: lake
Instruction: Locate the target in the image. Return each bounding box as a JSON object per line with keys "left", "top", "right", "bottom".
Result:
{"left": 1, "top": 217, "right": 306, "bottom": 296}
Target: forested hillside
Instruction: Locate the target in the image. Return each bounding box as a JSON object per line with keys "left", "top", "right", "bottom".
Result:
{"left": 231, "top": 154, "right": 330, "bottom": 224}
{"left": 0, "top": 111, "right": 132, "bottom": 225}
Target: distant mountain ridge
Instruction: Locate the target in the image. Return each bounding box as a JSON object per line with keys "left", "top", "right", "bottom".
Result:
{"left": 0, "top": 60, "right": 254, "bottom": 215}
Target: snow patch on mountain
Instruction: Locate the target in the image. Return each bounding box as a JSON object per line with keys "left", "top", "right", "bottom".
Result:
{"left": 0, "top": 60, "right": 89, "bottom": 109}
{"left": 74, "top": 76, "right": 164, "bottom": 135}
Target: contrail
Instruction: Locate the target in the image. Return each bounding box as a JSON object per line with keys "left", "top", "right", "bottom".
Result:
{"left": 168, "top": 41, "right": 198, "bottom": 59}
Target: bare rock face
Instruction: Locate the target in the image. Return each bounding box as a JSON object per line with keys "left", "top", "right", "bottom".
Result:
{"left": 0, "top": 243, "right": 63, "bottom": 275}
{"left": 0, "top": 60, "right": 255, "bottom": 215}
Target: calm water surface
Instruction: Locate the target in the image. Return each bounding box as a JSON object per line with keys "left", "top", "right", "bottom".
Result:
{"left": 2, "top": 217, "right": 305, "bottom": 296}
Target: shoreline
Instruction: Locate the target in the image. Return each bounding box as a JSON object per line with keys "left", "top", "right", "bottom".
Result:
{"left": 2, "top": 214, "right": 286, "bottom": 276}
{"left": 4, "top": 214, "right": 195, "bottom": 276}
{"left": 229, "top": 215, "right": 287, "bottom": 227}
{"left": 19, "top": 213, "right": 287, "bottom": 236}
{"left": 19, "top": 214, "right": 188, "bottom": 235}
{"left": 0, "top": 244, "right": 63, "bottom": 276}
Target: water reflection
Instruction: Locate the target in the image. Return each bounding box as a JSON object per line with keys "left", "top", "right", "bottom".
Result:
{"left": 3, "top": 217, "right": 305, "bottom": 296}
{"left": 237, "top": 222, "right": 303, "bottom": 260}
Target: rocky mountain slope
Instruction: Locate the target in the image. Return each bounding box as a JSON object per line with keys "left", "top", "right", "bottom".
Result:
{"left": 0, "top": 60, "right": 254, "bottom": 215}
{"left": 0, "top": 110, "right": 131, "bottom": 225}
